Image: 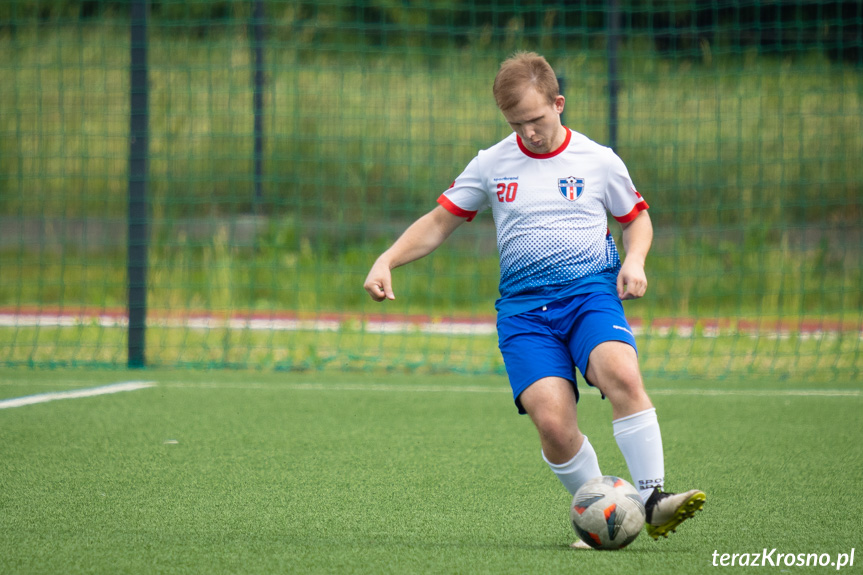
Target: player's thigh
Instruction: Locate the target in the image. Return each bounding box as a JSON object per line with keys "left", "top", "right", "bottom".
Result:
{"left": 498, "top": 313, "right": 576, "bottom": 415}
{"left": 564, "top": 291, "right": 640, "bottom": 391}
{"left": 585, "top": 340, "right": 645, "bottom": 400}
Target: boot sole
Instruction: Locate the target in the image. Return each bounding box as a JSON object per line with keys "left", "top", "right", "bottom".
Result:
{"left": 646, "top": 491, "right": 706, "bottom": 540}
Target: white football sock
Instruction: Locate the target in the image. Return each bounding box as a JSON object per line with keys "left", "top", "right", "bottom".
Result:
{"left": 613, "top": 407, "right": 665, "bottom": 502}
{"left": 542, "top": 436, "right": 602, "bottom": 495}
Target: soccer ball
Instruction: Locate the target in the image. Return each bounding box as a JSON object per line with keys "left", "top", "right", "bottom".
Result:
{"left": 570, "top": 476, "right": 646, "bottom": 550}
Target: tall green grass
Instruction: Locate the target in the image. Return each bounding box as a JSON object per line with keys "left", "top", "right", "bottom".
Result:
{"left": 2, "top": 217, "right": 861, "bottom": 321}
{"left": 1, "top": 25, "right": 861, "bottom": 225}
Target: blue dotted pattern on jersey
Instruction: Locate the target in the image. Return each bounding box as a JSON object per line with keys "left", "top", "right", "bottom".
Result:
{"left": 497, "top": 225, "right": 621, "bottom": 298}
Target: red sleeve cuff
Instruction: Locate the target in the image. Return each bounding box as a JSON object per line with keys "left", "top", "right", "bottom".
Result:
{"left": 613, "top": 201, "right": 649, "bottom": 224}
{"left": 437, "top": 194, "right": 478, "bottom": 222}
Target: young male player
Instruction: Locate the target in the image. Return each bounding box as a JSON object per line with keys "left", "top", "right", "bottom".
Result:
{"left": 363, "top": 52, "right": 704, "bottom": 544}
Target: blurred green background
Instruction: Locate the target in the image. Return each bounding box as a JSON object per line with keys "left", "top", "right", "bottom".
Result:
{"left": 0, "top": 1, "right": 860, "bottom": 378}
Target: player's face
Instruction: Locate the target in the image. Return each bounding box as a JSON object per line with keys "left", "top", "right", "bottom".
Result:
{"left": 502, "top": 87, "right": 566, "bottom": 155}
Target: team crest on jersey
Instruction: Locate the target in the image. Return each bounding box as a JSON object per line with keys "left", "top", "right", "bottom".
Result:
{"left": 558, "top": 177, "right": 585, "bottom": 201}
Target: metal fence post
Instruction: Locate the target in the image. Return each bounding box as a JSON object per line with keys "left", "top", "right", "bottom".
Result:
{"left": 252, "top": 0, "right": 265, "bottom": 213}
{"left": 607, "top": 0, "right": 620, "bottom": 151}
{"left": 128, "top": 0, "right": 149, "bottom": 368}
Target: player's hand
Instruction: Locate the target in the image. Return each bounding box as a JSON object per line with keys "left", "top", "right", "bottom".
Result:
{"left": 363, "top": 259, "right": 396, "bottom": 302}
{"left": 617, "top": 259, "right": 647, "bottom": 300}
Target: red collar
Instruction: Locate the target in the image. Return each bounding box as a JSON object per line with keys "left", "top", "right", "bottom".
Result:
{"left": 517, "top": 127, "right": 571, "bottom": 159}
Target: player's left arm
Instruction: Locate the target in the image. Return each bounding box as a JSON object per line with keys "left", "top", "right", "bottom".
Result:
{"left": 617, "top": 210, "right": 653, "bottom": 300}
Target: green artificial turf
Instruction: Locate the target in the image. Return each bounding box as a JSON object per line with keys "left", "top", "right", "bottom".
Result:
{"left": 1, "top": 369, "right": 860, "bottom": 574}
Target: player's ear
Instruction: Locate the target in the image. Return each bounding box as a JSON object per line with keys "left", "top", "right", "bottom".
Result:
{"left": 554, "top": 95, "right": 565, "bottom": 115}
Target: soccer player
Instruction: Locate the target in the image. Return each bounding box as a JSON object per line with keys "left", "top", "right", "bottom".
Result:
{"left": 363, "top": 52, "right": 704, "bottom": 545}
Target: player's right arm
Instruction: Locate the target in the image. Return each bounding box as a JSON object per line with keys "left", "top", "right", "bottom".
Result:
{"left": 363, "top": 205, "right": 468, "bottom": 302}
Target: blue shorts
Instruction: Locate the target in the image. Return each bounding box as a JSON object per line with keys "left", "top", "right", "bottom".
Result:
{"left": 497, "top": 291, "right": 638, "bottom": 414}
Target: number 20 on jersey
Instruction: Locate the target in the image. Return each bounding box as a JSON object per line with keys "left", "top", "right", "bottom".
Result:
{"left": 496, "top": 182, "right": 518, "bottom": 203}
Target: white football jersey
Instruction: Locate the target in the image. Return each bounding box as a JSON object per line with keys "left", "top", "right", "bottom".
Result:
{"left": 438, "top": 127, "right": 648, "bottom": 314}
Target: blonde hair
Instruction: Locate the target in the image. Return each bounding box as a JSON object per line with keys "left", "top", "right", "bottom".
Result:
{"left": 493, "top": 52, "right": 559, "bottom": 112}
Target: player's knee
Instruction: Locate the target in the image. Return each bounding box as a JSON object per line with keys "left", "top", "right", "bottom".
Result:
{"left": 533, "top": 411, "right": 580, "bottom": 452}
{"left": 611, "top": 375, "right": 647, "bottom": 401}
{"left": 595, "top": 365, "right": 647, "bottom": 402}
{"left": 617, "top": 371, "right": 646, "bottom": 396}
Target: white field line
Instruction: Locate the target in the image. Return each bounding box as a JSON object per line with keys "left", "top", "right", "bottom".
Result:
{"left": 647, "top": 388, "right": 860, "bottom": 397}
{"left": 160, "top": 381, "right": 860, "bottom": 398}
{"left": 1, "top": 312, "right": 860, "bottom": 339}
{"left": 165, "top": 382, "right": 511, "bottom": 394}
{"left": 0, "top": 381, "right": 156, "bottom": 409}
